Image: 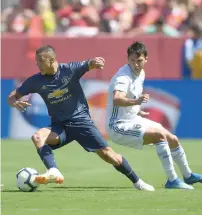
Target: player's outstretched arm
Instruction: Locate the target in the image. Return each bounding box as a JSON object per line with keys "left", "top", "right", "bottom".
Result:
{"left": 8, "top": 90, "right": 31, "bottom": 112}
{"left": 88, "top": 57, "right": 105, "bottom": 70}
{"left": 70, "top": 57, "right": 105, "bottom": 79}
{"left": 113, "top": 91, "right": 149, "bottom": 107}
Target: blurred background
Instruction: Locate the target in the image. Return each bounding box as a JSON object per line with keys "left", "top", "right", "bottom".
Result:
{"left": 1, "top": 0, "right": 202, "bottom": 140}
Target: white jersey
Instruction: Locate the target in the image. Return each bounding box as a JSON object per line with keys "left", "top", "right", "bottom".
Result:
{"left": 106, "top": 64, "right": 145, "bottom": 128}
{"left": 106, "top": 64, "right": 161, "bottom": 149}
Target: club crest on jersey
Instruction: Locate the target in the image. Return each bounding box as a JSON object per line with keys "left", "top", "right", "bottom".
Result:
{"left": 134, "top": 124, "right": 141, "bottom": 129}
{"left": 41, "top": 85, "right": 47, "bottom": 90}
{"left": 61, "top": 76, "right": 70, "bottom": 84}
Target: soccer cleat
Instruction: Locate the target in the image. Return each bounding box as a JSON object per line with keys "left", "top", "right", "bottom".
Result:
{"left": 184, "top": 173, "right": 202, "bottom": 185}
{"left": 165, "top": 178, "right": 194, "bottom": 189}
{"left": 34, "top": 168, "right": 64, "bottom": 185}
{"left": 134, "top": 179, "right": 155, "bottom": 191}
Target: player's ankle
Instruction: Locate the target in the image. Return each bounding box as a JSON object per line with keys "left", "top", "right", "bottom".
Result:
{"left": 134, "top": 178, "right": 140, "bottom": 184}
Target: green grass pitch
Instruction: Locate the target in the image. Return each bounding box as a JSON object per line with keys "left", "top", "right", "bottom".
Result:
{"left": 1, "top": 139, "right": 202, "bottom": 215}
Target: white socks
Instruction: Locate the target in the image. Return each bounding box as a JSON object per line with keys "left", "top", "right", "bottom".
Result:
{"left": 171, "top": 145, "right": 192, "bottom": 179}
{"left": 156, "top": 142, "right": 178, "bottom": 181}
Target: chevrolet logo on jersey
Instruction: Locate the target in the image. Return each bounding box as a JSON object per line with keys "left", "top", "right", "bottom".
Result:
{"left": 48, "top": 88, "right": 68, "bottom": 99}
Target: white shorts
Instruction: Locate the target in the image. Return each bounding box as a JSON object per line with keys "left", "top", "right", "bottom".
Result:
{"left": 107, "top": 116, "right": 162, "bottom": 149}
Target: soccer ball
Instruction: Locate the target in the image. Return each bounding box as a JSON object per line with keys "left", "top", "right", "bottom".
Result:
{"left": 16, "top": 168, "right": 39, "bottom": 192}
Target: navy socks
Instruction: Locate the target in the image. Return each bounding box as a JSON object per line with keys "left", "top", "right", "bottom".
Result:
{"left": 37, "top": 145, "right": 57, "bottom": 169}
{"left": 114, "top": 157, "right": 139, "bottom": 183}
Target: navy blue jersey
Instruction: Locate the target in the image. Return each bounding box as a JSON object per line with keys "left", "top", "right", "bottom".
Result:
{"left": 17, "top": 61, "right": 91, "bottom": 122}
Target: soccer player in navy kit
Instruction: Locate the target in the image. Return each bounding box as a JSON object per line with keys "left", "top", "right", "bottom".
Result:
{"left": 8, "top": 45, "right": 154, "bottom": 191}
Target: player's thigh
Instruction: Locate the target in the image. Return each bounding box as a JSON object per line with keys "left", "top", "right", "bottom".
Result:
{"left": 108, "top": 117, "right": 146, "bottom": 149}
{"left": 70, "top": 122, "right": 109, "bottom": 152}
{"left": 143, "top": 119, "right": 168, "bottom": 145}
{"left": 109, "top": 116, "right": 162, "bottom": 149}
{"left": 49, "top": 123, "right": 73, "bottom": 150}
{"left": 143, "top": 121, "right": 178, "bottom": 146}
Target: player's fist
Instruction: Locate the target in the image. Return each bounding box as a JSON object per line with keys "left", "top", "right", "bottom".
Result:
{"left": 13, "top": 100, "right": 32, "bottom": 112}
{"left": 137, "top": 110, "right": 150, "bottom": 117}
{"left": 136, "top": 94, "right": 150, "bottom": 105}
{"left": 88, "top": 57, "right": 105, "bottom": 70}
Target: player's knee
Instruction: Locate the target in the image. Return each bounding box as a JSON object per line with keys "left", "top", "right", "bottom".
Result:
{"left": 153, "top": 130, "right": 167, "bottom": 144}
{"left": 168, "top": 134, "right": 179, "bottom": 148}
{"left": 172, "top": 135, "right": 179, "bottom": 143}
{"left": 31, "top": 132, "right": 44, "bottom": 148}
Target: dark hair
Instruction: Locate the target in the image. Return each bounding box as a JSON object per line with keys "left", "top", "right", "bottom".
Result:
{"left": 36, "top": 45, "right": 56, "bottom": 56}
{"left": 191, "top": 25, "right": 202, "bottom": 35}
{"left": 127, "top": 41, "right": 147, "bottom": 58}
{"left": 155, "top": 17, "right": 164, "bottom": 26}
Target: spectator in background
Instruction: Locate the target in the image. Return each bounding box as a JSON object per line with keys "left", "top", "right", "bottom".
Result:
{"left": 90, "top": 0, "right": 102, "bottom": 11}
{"left": 1, "top": 4, "right": 34, "bottom": 33}
{"left": 182, "top": 25, "right": 202, "bottom": 79}
{"left": 132, "top": 1, "right": 161, "bottom": 28}
{"left": 2, "top": 0, "right": 202, "bottom": 37}
{"left": 162, "top": 0, "right": 188, "bottom": 29}
{"left": 118, "top": 0, "right": 135, "bottom": 33}
{"left": 99, "top": 0, "right": 124, "bottom": 33}
{"left": 55, "top": 0, "right": 72, "bottom": 33}
{"left": 193, "top": 3, "right": 202, "bottom": 29}
{"left": 35, "top": 0, "right": 56, "bottom": 36}
{"left": 128, "top": 17, "right": 180, "bottom": 37}
{"left": 100, "top": 0, "right": 134, "bottom": 34}
{"left": 143, "top": 17, "right": 180, "bottom": 37}
{"left": 56, "top": 0, "right": 100, "bottom": 36}
{"left": 179, "top": 1, "right": 202, "bottom": 34}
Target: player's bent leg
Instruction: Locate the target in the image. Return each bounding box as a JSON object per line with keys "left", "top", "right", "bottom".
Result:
{"left": 32, "top": 127, "right": 64, "bottom": 185}
{"left": 143, "top": 127, "right": 194, "bottom": 189}
{"left": 165, "top": 131, "right": 192, "bottom": 179}
{"left": 96, "top": 147, "right": 155, "bottom": 191}
{"left": 31, "top": 128, "right": 60, "bottom": 170}
{"left": 164, "top": 130, "right": 202, "bottom": 184}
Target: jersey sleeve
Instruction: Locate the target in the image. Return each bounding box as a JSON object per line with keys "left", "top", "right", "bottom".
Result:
{"left": 69, "top": 61, "right": 89, "bottom": 79}
{"left": 16, "top": 76, "right": 37, "bottom": 96}
{"left": 113, "top": 76, "right": 130, "bottom": 93}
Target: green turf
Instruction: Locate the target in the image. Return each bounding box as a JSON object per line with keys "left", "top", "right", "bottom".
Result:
{"left": 1, "top": 139, "right": 202, "bottom": 215}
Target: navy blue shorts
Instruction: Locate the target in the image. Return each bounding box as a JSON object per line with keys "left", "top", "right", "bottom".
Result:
{"left": 49, "top": 120, "right": 109, "bottom": 152}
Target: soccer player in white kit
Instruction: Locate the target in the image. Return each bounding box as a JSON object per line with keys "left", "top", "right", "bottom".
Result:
{"left": 106, "top": 41, "right": 202, "bottom": 189}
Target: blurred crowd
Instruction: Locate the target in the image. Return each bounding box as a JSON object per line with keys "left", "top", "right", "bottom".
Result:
{"left": 1, "top": 0, "right": 202, "bottom": 37}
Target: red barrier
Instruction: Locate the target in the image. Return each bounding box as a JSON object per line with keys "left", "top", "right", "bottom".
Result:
{"left": 2, "top": 35, "right": 186, "bottom": 80}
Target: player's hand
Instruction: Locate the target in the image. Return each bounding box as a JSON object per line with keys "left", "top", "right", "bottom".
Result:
{"left": 136, "top": 94, "right": 150, "bottom": 105}
{"left": 88, "top": 57, "right": 105, "bottom": 70}
{"left": 137, "top": 110, "right": 150, "bottom": 117}
{"left": 13, "top": 100, "right": 32, "bottom": 112}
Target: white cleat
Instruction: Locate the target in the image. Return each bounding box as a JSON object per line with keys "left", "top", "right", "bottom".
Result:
{"left": 134, "top": 179, "right": 155, "bottom": 191}
{"left": 34, "top": 168, "right": 64, "bottom": 185}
